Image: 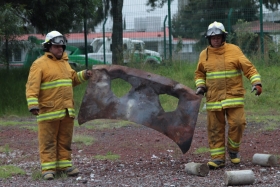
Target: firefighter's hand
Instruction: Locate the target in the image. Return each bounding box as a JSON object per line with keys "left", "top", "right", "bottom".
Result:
{"left": 251, "top": 84, "right": 262, "bottom": 96}
{"left": 86, "top": 69, "right": 93, "bottom": 77}
{"left": 196, "top": 87, "right": 206, "bottom": 95}
{"left": 30, "top": 109, "right": 39, "bottom": 115}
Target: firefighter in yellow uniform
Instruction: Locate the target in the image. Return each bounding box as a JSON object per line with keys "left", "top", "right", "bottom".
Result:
{"left": 26, "top": 31, "right": 92, "bottom": 180}
{"left": 194, "top": 21, "right": 262, "bottom": 169}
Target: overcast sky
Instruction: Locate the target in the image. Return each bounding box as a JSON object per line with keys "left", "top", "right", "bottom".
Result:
{"left": 95, "top": 0, "right": 178, "bottom": 32}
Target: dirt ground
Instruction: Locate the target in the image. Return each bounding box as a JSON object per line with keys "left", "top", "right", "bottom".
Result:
{"left": 0, "top": 112, "right": 280, "bottom": 187}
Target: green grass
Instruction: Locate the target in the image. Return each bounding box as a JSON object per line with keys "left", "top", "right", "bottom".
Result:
{"left": 111, "top": 78, "right": 131, "bottom": 98}
{"left": 0, "top": 120, "right": 35, "bottom": 126}
{"left": 73, "top": 134, "right": 95, "bottom": 146}
{"left": 0, "top": 165, "right": 25, "bottom": 178}
{"left": 275, "top": 154, "right": 280, "bottom": 160}
{"left": 246, "top": 114, "right": 280, "bottom": 122}
{"left": 0, "top": 67, "right": 30, "bottom": 116}
{"left": 194, "top": 147, "right": 209, "bottom": 154}
{"left": 31, "top": 170, "right": 42, "bottom": 181}
{"left": 82, "top": 119, "right": 137, "bottom": 130}
{"left": 21, "top": 125, "right": 38, "bottom": 132}
{"left": 74, "top": 120, "right": 80, "bottom": 127}
{"left": 159, "top": 94, "right": 179, "bottom": 112}
{"left": 1, "top": 58, "right": 280, "bottom": 126}
{"left": 246, "top": 112, "right": 280, "bottom": 131}
{"left": 93, "top": 151, "right": 120, "bottom": 161}
{"left": 0, "top": 144, "right": 11, "bottom": 156}
{"left": 31, "top": 169, "right": 68, "bottom": 181}
{"left": 263, "top": 123, "right": 278, "bottom": 131}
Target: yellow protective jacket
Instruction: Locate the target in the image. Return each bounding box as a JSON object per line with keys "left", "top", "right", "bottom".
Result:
{"left": 26, "top": 52, "right": 87, "bottom": 121}
{"left": 195, "top": 43, "right": 261, "bottom": 111}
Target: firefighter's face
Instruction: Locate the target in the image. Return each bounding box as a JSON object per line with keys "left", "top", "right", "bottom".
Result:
{"left": 210, "top": 35, "right": 223, "bottom": 48}
{"left": 49, "top": 45, "right": 64, "bottom": 59}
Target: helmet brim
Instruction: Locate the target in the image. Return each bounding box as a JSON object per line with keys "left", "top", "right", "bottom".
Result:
{"left": 206, "top": 27, "right": 227, "bottom": 37}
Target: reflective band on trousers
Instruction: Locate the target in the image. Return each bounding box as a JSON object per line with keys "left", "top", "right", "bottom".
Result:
{"left": 41, "top": 160, "right": 72, "bottom": 170}
{"left": 206, "top": 98, "right": 244, "bottom": 110}
{"left": 57, "top": 160, "right": 72, "bottom": 168}
{"left": 210, "top": 147, "right": 225, "bottom": 156}
{"left": 228, "top": 137, "right": 241, "bottom": 148}
{"left": 41, "top": 161, "right": 56, "bottom": 170}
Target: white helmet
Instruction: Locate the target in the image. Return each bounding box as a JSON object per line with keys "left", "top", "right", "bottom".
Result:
{"left": 42, "top": 31, "right": 67, "bottom": 45}
{"left": 42, "top": 31, "right": 67, "bottom": 51}
{"left": 206, "top": 21, "right": 228, "bottom": 38}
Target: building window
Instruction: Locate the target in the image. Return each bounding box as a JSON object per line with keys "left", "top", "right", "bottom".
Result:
{"left": 13, "top": 48, "right": 22, "bottom": 62}
{"left": 182, "top": 44, "right": 192, "bottom": 53}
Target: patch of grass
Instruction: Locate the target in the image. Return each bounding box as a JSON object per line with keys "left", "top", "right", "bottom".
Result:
{"left": 94, "top": 151, "right": 120, "bottom": 161}
{"left": 159, "top": 94, "right": 179, "bottom": 112}
{"left": 82, "top": 119, "right": 137, "bottom": 130}
{"left": 246, "top": 113, "right": 280, "bottom": 131}
{"left": 74, "top": 120, "right": 79, "bottom": 127}
{"left": 21, "top": 125, "right": 38, "bottom": 132}
{"left": 246, "top": 114, "right": 280, "bottom": 122}
{"left": 263, "top": 122, "right": 279, "bottom": 131}
{"left": 274, "top": 154, "right": 280, "bottom": 160}
{"left": 73, "top": 134, "right": 95, "bottom": 146}
{"left": 0, "top": 165, "right": 25, "bottom": 179}
{"left": 194, "top": 147, "right": 209, "bottom": 154}
{"left": 31, "top": 170, "right": 42, "bottom": 181}
{"left": 57, "top": 172, "right": 68, "bottom": 179}
{"left": 0, "top": 144, "right": 11, "bottom": 156}
{"left": 2, "top": 61, "right": 280, "bottom": 134}
{"left": 31, "top": 169, "right": 68, "bottom": 181}
{"left": 111, "top": 78, "right": 131, "bottom": 98}
{"left": 0, "top": 68, "right": 30, "bottom": 117}
{"left": 0, "top": 120, "right": 36, "bottom": 127}
{"left": 0, "top": 120, "right": 20, "bottom": 126}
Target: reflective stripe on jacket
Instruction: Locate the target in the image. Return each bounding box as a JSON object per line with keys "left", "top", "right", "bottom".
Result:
{"left": 26, "top": 52, "right": 87, "bottom": 121}
{"left": 195, "top": 43, "right": 261, "bottom": 111}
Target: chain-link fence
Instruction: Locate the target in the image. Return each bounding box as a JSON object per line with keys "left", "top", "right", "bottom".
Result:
{"left": 3, "top": 0, "right": 280, "bottom": 67}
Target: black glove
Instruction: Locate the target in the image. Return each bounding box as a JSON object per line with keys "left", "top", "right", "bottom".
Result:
{"left": 196, "top": 87, "right": 206, "bottom": 95}
{"left": 30, "top": 109, "right": 39, "bottom": 115}
{"left": 251, "top": 84, "right": 262, "bottom": 96}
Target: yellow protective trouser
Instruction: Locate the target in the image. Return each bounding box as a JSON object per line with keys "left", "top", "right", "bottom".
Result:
{"left": 207, "top": 107, "right": 246, "bottom": 161}
{"left": 38, "top": 110, "right": 74, "bottom": 173}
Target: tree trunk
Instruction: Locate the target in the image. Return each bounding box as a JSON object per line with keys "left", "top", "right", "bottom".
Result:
{"left": 111, "top": 0, "right": 123, "bottom": 65}
{"left": 5, "top": 39, "right": 9, "bottom": 71}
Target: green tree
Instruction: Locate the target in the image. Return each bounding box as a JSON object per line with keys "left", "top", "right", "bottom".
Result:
{"left": 0, "top": 4, "right": 28, "bottom": 70}
{"left": 4, "top": 0, "right": 125, "bottom": 65}
{"left": 103, "top": 0, "right": 124, "bottom": 64}
{"left": 172, "top": 0, "right": 259, "bottom": 39}
{"left": 2, "top": 0, "right": 104, "bottom": 35}
{"left": 263, "top": 0, "right": 280, "bottom": 11}
{"left": 227, "top": 19, "right": 258, "bottom": 55}
{"left": 145, "top": 0, "right": 174, "bottom": 10}
{"left": 123, "top": 16, "right": 126, "bottom": 30}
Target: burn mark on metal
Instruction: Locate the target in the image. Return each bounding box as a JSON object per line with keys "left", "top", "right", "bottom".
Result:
{"left": 78, "top": 65, "right": 202, "bottom": 154}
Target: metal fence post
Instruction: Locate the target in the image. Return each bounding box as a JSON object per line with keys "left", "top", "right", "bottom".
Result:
{"left": 227, "top": 8, "right": 233, "bottom": 33}
{"left": 164, "top": 15, "right": 168, "bottom": 60}
{"left": 260, "top": 0, "right": 264, "bottom": 58}
{"left": 84, "top": 10, "right": 88, "bottom": 69}
{"left": 168, "top": 0, "right": 172, "bottom": 61}
{"left": 103, "top": 18, "right": 108, "bottom": 64}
